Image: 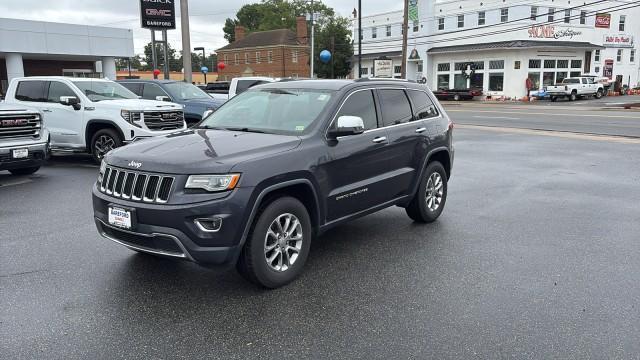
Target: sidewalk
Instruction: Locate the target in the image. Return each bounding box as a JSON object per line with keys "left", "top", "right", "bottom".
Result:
{"left": 440, "top": 95, "right": 640, "bottom": 111}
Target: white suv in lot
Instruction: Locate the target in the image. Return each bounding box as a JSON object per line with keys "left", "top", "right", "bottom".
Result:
{"left": 4, "top": 77, "right": 186, "bottom": 163}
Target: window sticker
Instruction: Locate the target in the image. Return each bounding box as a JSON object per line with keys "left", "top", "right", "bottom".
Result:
{"left": 295, "top": 125, "right": 305, "bottom": 131}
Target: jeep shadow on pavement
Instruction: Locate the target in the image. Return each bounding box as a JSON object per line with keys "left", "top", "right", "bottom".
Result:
{"left": 92, "top": 79, "right": 455, "bottom": 288}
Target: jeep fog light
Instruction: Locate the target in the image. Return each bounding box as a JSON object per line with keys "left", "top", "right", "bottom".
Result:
{"left": 195, "top": 217, "right": 223, "bottom": 232}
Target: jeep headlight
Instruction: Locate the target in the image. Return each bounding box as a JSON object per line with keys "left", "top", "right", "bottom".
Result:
{"left": 185, "top": 174, "right": 240, "bottom": 192}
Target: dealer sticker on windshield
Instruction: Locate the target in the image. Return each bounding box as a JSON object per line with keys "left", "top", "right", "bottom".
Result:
{"left": 295, "top": 126, "right": 305, "bottom": 131}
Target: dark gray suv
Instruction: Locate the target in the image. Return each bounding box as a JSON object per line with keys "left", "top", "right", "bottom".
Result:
{"left": 92, "top": 79, "right": 454, "bottom": 288}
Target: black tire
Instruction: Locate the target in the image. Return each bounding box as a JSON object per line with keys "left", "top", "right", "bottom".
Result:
{"left": 550, "top": 96, "right": 557, "bottom": 102}
{"left": 237, "top": 196, "right": 312, "bottom": 288}
{"left": 90, "top": 128, "right": 122, "bottom": 164}
{"left": 595, "top": 89, "right": 603, "bottom": 99}
{"left": 569, "top": 92, "right": 577, "bottom": 101}
{"left": 406, "top": 161, "right": 448, "bottom": 223}
{"left": 9, "top": 166, "right": 40, "bottom": 176}
{"left": 453, "top": 94, "right": 461, "bottom": 101}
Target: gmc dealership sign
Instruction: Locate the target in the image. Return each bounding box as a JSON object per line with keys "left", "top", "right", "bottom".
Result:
{"left": 140, "top": 0, "right": 176, "bottom": 29}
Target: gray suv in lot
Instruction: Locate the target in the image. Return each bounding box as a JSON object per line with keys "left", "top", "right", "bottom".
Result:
{"left": 92, "top": 79, "right": 454, "bottom": 288}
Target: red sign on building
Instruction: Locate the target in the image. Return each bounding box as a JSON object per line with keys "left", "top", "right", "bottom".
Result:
{"left": 603, "top": 60, "right": 614, "bottom": 79}
{"left": 595, "top": 13, "right": 611, "bottom": 28}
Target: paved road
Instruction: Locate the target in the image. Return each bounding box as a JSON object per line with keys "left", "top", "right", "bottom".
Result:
{"left": 441, "top": 95, "right": 640, "bottom": 108}
{"left": 444, "top": 105, "right": 640, "bottom": 138}
{"left": 2, "top": 127, "right": 639, "bottom": 359}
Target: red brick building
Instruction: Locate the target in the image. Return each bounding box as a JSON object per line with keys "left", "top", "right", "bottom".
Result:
{"left": 216, "top": 17, "right": 310, "bottom": 81}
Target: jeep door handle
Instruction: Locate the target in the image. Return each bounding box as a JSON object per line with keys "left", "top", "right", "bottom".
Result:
{"left": 372, "top": 136, "right": 387, "bottom": 143}
{"left": 415, "top": 127, "right": 427, "bottom": 133}
{"left": 42, "top": 109, "right": 52, "bottom": 113}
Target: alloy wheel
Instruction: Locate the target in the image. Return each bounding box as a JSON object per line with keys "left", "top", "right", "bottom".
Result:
{"left": 425, "top": 172, "right": 444, "bottom": 211}
{"left": 94, "top": 135, "right": 116, "bottom": 160}
{"left": 264, "top": 213, "right": 303, "bottom": 272}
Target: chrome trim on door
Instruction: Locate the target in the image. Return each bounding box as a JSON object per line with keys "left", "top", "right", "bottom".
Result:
{"left": 372, "top": 136, "right": 387, "bottom": 143}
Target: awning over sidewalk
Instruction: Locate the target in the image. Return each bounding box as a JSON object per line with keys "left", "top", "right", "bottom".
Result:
{"left": 427, "top": 40, "right": 604, "bottom": 54}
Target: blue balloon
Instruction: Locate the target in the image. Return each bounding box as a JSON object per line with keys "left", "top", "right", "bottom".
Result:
{"left": 201, "top": 66, "right": 209, "bottom": 74}
{"left": 319, "top": 50, "right": 331, "bottom": 64}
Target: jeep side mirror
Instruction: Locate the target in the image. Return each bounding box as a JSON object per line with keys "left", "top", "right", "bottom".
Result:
{"left": 329, "top": 116, "right": 365, "bottom": 138}
{"left": 156, "top": 95, "right": 172, "bottom": 102}
{"left": 60, "top": 96, "right": 81, "bottom": 110}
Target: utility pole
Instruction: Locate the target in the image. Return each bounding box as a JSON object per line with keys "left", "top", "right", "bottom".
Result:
{"left": 310, "top": 0, "right": 315, "bottom": 78}
{"left": 358, "top": 0, "right": 362, "bottom": 79}
{"left": 151, "top": 30, "right": 158, "bottom": 79}
{"left": 181, "top": 0, "right": 192, "bottom": 83}
{"left": 330, "top": 36, "right": 335, "bottom": 79}
{"left": 162, "top": 30, "right": 170, "bottom": 79}
{"left": 401, "top": 0, "right": 409, "bottom": 79}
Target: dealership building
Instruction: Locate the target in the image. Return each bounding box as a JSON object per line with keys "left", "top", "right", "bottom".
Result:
{"left": 354, "top": 0, "right": 639, "bottom": 98}
{"left": 0, "top": 18, "right": 134, "bottom": 95}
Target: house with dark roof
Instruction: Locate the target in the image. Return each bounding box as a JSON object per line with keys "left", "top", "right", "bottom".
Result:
{"left": 216, "top": 16, "right": 310, "bottom": 81}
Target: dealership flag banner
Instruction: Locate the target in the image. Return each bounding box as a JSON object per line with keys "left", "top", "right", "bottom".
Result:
{"left": 409, "top": 0, "right": 419, "bottom": 21}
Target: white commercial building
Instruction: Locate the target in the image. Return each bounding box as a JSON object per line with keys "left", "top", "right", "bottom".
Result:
{"left": 0, "top": 18, "right": 134, "bottom": 95}
{"left": 353, "top": 0, "right": 639, "bottom": 98}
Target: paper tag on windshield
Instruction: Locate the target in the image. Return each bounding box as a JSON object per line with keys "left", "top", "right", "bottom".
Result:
{"left": 317, "top": 94, "right": 329, "bottom": 101}
{"left": 295, "top": 126, "right": 305, "bottom": 131}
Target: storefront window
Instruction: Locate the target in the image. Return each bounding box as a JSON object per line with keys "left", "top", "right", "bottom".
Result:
{"left": 543, "top": 72, "right": 555, "bottom": 86}
{"left": 437, "top": 63, "right": 450, "bottom": 72}
{"left": 489, "top": 60, "right": 504, "bottom": 69}
{"left": 489, "top": 73, "right": 504, "bottom": 91}
{"left": 528, "top": 73, "right": 541, "bottom": 89}
{"left": 454, "top": 74, "right": 467, "bottom": 89}
{"left": 544, "top": 60, "right": 556, "bottom": 68}
{"left": 557, "top": 60, "right": 569, "bottom": 68}
{"left": 556, "top": 72, "right": 568, "bottom": 83}
{"left": 570, "top": 71, "right": 582, "bottom": 77}
{"left": 529, "top": 59, "right": 541, "bottom": 69}
{"left": 470, "top": 73, "right": 484, "bottom": 89}
{"left": 437, "top": 74, "right": 450, "bottom": 89}
{"left": 571, "top": 60, "right": 582, "bottom": 68}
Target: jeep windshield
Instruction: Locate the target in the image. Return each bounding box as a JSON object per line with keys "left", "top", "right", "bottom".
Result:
{"left": 164, "top": 82, "right": 211, "bottom": 101}
{"left": 199, "top": 88, "right": 334, "bottom": 135}
{"left": 72, "top": 80, "right": 138, "bottom": 102}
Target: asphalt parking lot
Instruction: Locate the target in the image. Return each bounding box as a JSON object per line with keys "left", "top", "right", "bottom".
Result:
{"left": 2, "top": 124, "right": 640, "bottom": 359}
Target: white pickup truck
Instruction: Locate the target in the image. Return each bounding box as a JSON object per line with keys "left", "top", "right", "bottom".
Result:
{"left": 545, "top": 77, "right": 605, "bottom": 101}
{"left": 205, "top": 77, "right": 276, "bottom": 102}
{"left": 4, "top": 77, "right": 186, "bottom": 163}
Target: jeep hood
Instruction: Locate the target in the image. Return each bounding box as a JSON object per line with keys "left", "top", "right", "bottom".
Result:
{"left": 105, "top": 129, "right": 301, "bottom": 174}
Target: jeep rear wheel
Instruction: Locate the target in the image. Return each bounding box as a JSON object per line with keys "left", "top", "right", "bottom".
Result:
{"left": 237, "top": 196, "right": 312, "bottom": 288}
{"left": 91, "top": 128, "right": 122, "bottom": 164}
{"left": 406, "top": 161, "right": 448, "bottom": 223}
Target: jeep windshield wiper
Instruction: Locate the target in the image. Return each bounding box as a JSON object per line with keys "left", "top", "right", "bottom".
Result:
{"left": 197, "top": 125, "right": 227, "bottom": 130}
{"left": 225, "top": 127, "right": 267, "bottom": 134}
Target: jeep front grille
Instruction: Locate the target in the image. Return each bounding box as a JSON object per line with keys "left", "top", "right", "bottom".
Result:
{"left": 99, "top": 166, "right": 174, "bottom": 203}
{"left": 0, "top": 113, "right": 41, "bottom": 139}
{"left": 143, "top": 111, "right": 185, "bottom": 131}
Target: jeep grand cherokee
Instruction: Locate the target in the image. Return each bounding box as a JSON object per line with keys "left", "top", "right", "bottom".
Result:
{"left": 92, "top": 79, "right": 454, "bottom": 288}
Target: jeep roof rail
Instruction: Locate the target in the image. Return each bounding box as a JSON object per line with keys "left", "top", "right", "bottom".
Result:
{"left": 355, "top": 77, "right": 415, "bottom": 83}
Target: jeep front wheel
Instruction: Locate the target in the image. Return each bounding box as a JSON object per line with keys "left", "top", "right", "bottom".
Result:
{"left": 237, "top": 197, "right": 312, "bottom": 288}
{"left": 406, "top": 161, "right": 448, "bottom": 223}
{"left": 90, "top": 128, "right": 122, "bottom": 164}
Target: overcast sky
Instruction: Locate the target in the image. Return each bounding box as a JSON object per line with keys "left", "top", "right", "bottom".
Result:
{"left": 0, "top": 0, "right": 401, "bottom": 55}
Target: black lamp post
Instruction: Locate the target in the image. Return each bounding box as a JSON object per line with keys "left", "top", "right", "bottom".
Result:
{"left": 194, "top": 47, "right": 206, "bottom": 84}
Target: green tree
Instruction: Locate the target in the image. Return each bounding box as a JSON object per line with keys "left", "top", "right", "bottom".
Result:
{"left": 115, "top": 56, "right": 143, "bottom": 71}
{"left": 143, "top": 42, "right": 181, "bottom": 72}
{"left": 314, "top": 17, "right": 353, "bottom": 78}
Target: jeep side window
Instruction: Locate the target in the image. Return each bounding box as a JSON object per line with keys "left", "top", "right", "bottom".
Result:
{"left": 142, "top": 84, "right": 169, "bottom": 100}
{"left": 335, "top": 90, "right": 378, "bottom": 131}
{"left": 15, "top": 81, "right": 48, "bottom": 102}
{"left": 47, "top": 82, "right": 77, "bottom": 103}
{"left": 407, "top": 90, "right": 438, "bottom": 119}
{"left": 378, "top": 89, "right": 413, "bottom": 126}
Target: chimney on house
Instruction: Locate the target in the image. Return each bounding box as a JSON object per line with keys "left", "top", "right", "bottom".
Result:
{"left": 235, "top": 25, "right": 246, "bottom": 41}
{"left": 296, "top": 16, "right": 308, "bottom": 45}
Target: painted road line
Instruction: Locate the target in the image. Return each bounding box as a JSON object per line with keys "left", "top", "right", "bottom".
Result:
{"left": 473, "top": 115, "right": 521, "bottom": 120}
{"left": 448, "top": 109, "right": 640, "bottom": 119}
{"left": 456, "top": 124, "right": 640, "bottom": 144}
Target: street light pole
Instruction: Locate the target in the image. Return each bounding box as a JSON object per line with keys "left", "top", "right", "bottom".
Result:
{"left": 180, "top": 0, "right": 192, "bottom": 83}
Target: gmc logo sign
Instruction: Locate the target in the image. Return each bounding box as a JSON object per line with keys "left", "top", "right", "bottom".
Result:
{"left": 1, "top": 119, "right": 28, "bottom": 127}
{"left": 146, "top": 9, "right": 172, "bottom": 17}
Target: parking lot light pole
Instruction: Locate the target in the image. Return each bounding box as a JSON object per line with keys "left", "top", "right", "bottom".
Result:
{"left": 194, "top": 47, "right": 206, "bottom": 84}
{"left": 181, "top": 0, "right": 192, "bottom": 83}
